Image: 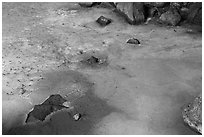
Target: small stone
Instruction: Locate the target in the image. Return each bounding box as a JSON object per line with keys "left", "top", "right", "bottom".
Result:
{"left": 62, "top": 101, "right": 71, "bottom": 108}
{"left": 73, "top": 113, "right": 81, "bottom": 121}
{"left": 127, "top": 38, "right": 140, "bottom": 45}
{"left": 96, "top": 16, "right": 112, "bottom": 26}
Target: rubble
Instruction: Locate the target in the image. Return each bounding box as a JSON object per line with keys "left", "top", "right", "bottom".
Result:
{"left": 79, "top": 2, "right": 201, "bottom": 26}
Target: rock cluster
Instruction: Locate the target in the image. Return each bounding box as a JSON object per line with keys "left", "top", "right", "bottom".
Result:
{"left": 79, "top": 2, "right": 202, "bottom": 26}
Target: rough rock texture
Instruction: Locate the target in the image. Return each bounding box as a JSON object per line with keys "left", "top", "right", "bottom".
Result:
{"left": 96, "top": 16, "right": 112, "bottom": 26}
{"left": 115, "top": 2, "right": 145, "bottom": 25}
{"left": 133, "top": 3, "right": 145, "bottom": 24}
{"left": 179, "top": 7, "right": 189, "bottom": 20}
{"left": 187, "top": 3, "right": 202, "bottom": 25}
{"left": 78, "top": 2, "right": 93, "bottom": 7}
{"left": 25, "top": 94, "right": 69, "bottom": 123}
{"left": 159, "top": 9, "right": 181, "bottom": 26}
{"left": 182, "top": 94, "right": 202, "bottom": 134}
{"left": 78, "top": 2, "right": 202, "bottom": 26}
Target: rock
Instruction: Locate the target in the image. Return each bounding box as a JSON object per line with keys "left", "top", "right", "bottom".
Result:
{"left": 144, "top": 2, "right": 169, "bottom": 8}
{"left": 159, "top": 9, "right": 181, "bottom": 26}
{"left": 73, "top": 113, "right": 81, "bottom": 121}
{"left": 157, "top": 6, "right": 170, "bottom": 15}
{"left": 133, "top": 3, "right": 145, "bottom": 24}
{"left": 25, "top": 94, "right": 69, "bottom": 123}
{"left": 80, "top": 52, "right": 108, "bottom": 68}
{"left": 170, "top": 2, "right": 182, "bottom": 9}
{"left": 78, "top": 2, "right": 93, "bottom": 7}
{"left": 115, "top": 2, "right": 135, "bottom": 24}
{"left": 96, "top": 16, "right": 112, "bottom": 26}
{"left": 115, "top": 2, "right": 145, "bottom": 25}
{"left": 148, "top": 7, "right": 160, "bottom": 18}
{"left": 187, "top": 2, "right": 202, "bottom": 25}
{"left": 179, "top": 7, "right": 189, "bottom": 20}
{"left": 182, "top": 94, "right": 202, "bottom": 134}
{"left": 127, "top": 38, "right": 140, "bottom": 45}
{"left": 78, "top": 2, "right": 101, "bottom": 7}
{"left": 98, "top": 2, "right": 116, "bottom": 8}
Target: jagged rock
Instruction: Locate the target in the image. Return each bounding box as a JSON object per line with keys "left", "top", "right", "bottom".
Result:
{"left": 25, "top": 94, "right": 69, "bottom": 123}
{"left": 159, "top": 9, "right": 181, "bottom": 26}
{"left": 115, "top": 2, "right": 135, "bottom": 24}
{"left": 182, "top": 94, "right": 202, "bottom": 134}
{"left": 187, "top": 2, "right": 202, "bottom": 25}
{"left": 133, "top": 3, "right": 145, "bottom": 24}
{"left": 96, "top": 16, "right": 112, "bottom": 26}
{"left": 115, "top": 2, "right": 145, "bottom": 25}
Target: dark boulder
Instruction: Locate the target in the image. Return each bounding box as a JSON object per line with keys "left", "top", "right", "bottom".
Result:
{"left": 96, "top": 16, "right": 112, "bottom": 26}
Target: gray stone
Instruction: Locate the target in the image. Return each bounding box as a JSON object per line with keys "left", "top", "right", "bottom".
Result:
{"left": 127, "top": 38, "right": 140, "bottom": 45}
{"left": 159, "top": 9, "right": 181, "bottom": 26}
{"left": 78, "top": 2, "right": 93, "bottom": 7}
{"left": 187, "top": 3, "right": 202, "bottom": 25}
{"left": 96, "top": 16, "right": 112, "bottom": 26}
{"left": 115, "top": 2, "right": 145, "bottom": 25}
